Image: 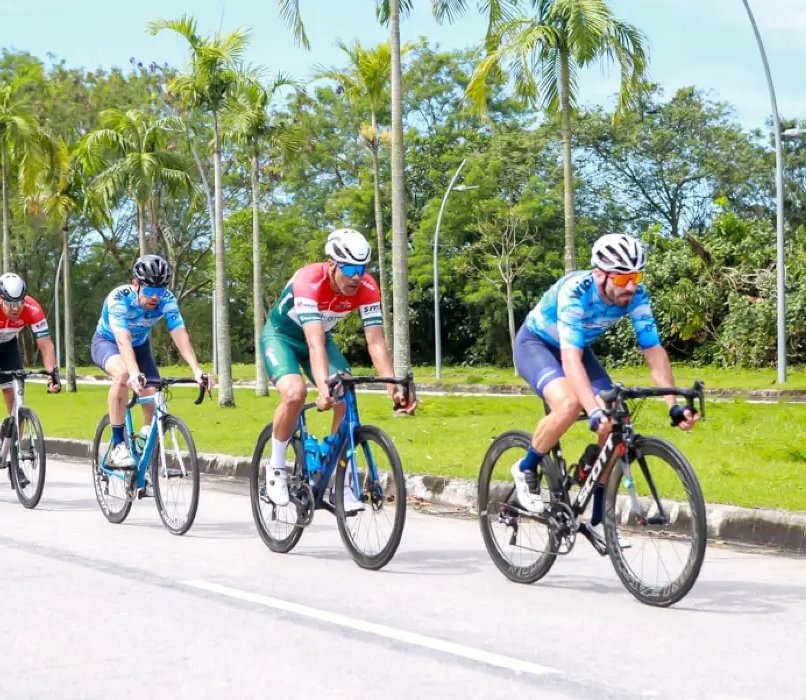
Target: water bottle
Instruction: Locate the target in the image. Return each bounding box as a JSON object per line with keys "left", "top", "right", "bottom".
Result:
{"left": 319, "top": 434, "right": 337, "bottom": 462}
{"left": 135, "top": 426, "right": 149, "bottom": 455}
{"left": 575, "top": 443, "right": 600, "bottom": 484}
{"left": 303, "top": 435, "right": 322, "bottom": 475}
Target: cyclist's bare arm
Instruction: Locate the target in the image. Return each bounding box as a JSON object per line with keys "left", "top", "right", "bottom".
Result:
{"left": 560, "top": 347, "right": 600, "bottom": 415}
{"left": 364, "top": 325, "right": 394, "bottom": 395}
{"left": 169, "top": 327, "right": 214, "bottom": 388}
{"left": 34, "top": 336, "right": 57, "bottom": 374}
{"left": 112, "top": 330, "right": 141, "bottom": 378}
{"left": 302, "top": 321, "right": 332, "bottom": 410}
{"left": 643, "top": 345, "right": 698, "bottom": 429}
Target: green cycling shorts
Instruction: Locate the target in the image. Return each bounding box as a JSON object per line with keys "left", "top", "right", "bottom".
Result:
{"left": 260, "top": 325, "right": 351, "bottom": 385}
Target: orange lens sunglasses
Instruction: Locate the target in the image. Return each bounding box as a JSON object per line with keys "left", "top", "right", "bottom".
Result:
{"left": 610, "top": 271, "right": 644, "bottom": 287}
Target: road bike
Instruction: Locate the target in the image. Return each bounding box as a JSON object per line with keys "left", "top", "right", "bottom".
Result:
{"left": 91, "top": 376, "right": 210, "bottom": 535}
{"left": 250, "top": 372, "right": 415, "bottom": 570}
{"left": 0, "top": 369, "right": 56, "bottom": 509}
{"left": 478, "top": 381, "right": 707, "bottom": 607}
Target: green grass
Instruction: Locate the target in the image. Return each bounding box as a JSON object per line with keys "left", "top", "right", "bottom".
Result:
{"left": 28, "top": 385, "right": 806, "bottom": 512}
{"left": 72, "top": 363, "right": 806, "bottom": 391}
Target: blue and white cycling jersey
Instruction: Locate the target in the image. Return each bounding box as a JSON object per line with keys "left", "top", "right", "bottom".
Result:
{"left": 525, "top": 270, "right": 660, "bottom": 350}
{"left": 95, "top": 285, "right": 185, "bottom": 347}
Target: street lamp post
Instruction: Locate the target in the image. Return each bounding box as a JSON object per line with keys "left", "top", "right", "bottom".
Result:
{"left": 742, "top": 0, "right": 787, "bottom": 383}
{"left": 54, "top": 252, "right": 64, "bottom": 372}
{"left": 433, "top": 159, "right": 479, "bottom": 380}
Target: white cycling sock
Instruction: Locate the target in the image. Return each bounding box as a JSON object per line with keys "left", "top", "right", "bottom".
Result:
{"left": 270, "top": 436, "right": 291, "bottom": 471}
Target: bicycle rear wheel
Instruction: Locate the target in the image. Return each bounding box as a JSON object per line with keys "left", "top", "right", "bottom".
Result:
{"left": 91, "top": 415, "right": 134, "bottom": 524}
{"left": 250, "top": 423, "right": 306, "bottom": 553}
{"left": 152, "top": 415, "right": 200, "bottom": 535}
{"left": 11, "top": 408, "right": 46, "bottom": 509}
{"left": 334, "top": 425, "right": 406, "bottom": 570}
{"left": 478, "top": 430, "right": 557, "bottom": 584}
{"left": 604, "top": 435, "right": 707, "bottom": 607}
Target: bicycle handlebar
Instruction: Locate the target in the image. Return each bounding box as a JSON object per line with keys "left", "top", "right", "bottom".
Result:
{"left": 326, "top": 370, "right": 416, "bottom": 403}
{"left": 599, "top": 380, "right": 706, "bottom": 421}
{"left": 126, "top": 374, "right": 211, "bottom": 409}
{"left": 4, "top": 368, "right": 58, "bottom": 380}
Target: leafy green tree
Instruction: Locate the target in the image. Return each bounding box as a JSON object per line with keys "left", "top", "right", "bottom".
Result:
{"left": 150, "top": 15, "right": 250, "bottom": 406}
{"left": 467, "top": 0, "right": 648, "bottom": 272}
{"left": 82, "top": 108, "right": 191, "bottom": 255}
{"left": 223, "top": 71, "right": 303, "bottom": 395}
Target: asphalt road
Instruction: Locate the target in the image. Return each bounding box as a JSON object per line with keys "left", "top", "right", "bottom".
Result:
{"left": 2, "top": 458, "right": 805, "bottom": 699}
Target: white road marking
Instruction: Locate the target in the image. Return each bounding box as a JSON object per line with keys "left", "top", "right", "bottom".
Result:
{"left": 180, "top": 579, "right": 561, "bottom": 678}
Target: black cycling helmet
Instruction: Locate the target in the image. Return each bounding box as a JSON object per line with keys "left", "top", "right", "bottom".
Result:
{"left": 0, "top": 273, "right": 26, "bottom": 303}
{"left": 132, "top": 254, "right": 171, "bottom": 287}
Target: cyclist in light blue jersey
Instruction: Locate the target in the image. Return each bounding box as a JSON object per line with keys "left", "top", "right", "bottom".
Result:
{"left": 511, "top": 234, "right": 698, "bottom": 545}
{"left": 90, "top": 255, "right": 214, "bottom": 469}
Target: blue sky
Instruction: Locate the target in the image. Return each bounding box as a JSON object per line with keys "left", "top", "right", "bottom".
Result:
{"left": 4, "top": 0, "right": 805, "bottom": 129}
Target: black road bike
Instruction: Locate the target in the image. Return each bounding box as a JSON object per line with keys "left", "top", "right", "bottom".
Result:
{"left": 478, "top": 382, "right": 707, "bottom": 607}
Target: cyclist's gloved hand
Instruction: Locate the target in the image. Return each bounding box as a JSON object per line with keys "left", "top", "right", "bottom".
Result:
{"left": 669, "top": 404, "right": 697, "bottom": 428}
{"left": 588, "top": 408, "right": 607, "bottom": 433}
{"left": 48, "top": 369, "right": 61, "bottom": 394}
{"left": 128, "top": 372, "right": 147, "bottom": 394}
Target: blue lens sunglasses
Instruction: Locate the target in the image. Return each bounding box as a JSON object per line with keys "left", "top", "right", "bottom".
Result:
{"left": 140, "top": 286, "right": 168, "bottom": 299}
{"left": 338, "top": 263, "right": 366, "bottom": 277}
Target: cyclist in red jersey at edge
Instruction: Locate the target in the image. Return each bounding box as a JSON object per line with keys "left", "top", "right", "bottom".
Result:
{"left": 259, "top": 228, "right": 415, "bottom": 508}
{"left": 0, "top": 273, "right": 60, "bottom": 488}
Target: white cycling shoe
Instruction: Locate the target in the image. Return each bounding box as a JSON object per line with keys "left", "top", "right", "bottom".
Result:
{"left": 265, "top": 466, "right": 290, "bottom": 506}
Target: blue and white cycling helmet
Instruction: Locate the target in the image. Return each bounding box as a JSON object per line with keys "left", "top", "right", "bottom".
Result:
{"left": 325, "top": 228, "right": 371, "bottom": 265}
{"left": 591, "top": 234, "right": 647, "bottom": 273}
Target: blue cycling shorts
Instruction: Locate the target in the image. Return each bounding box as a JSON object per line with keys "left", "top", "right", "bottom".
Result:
{"left": 513, "top": 325, "right": 612, "bottom": 398}
{"left": 90, "top": 334, "right": 160, "bottom": 382}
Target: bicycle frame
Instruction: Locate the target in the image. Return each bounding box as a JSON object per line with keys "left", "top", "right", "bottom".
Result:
{"left": 0, "top": 370, "right": 50, "bottom": 464}
{"left": 296, "top": 386, "right": 373, "bottom": 512}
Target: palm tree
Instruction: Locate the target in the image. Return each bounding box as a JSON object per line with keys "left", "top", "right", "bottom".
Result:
{"left": 278, "top": 0, "right": 412, "bottom": 372}
{"left": 0, "top": 70, "right": 43, "bottom": 273}
{"left": 222, "top": 71, "right": 303, "bottom": 396}
{"left": 25, "top": 135, "right": 105, "bottom": 392}
{"left": 466, "top": 0, "right": 648, "bottom": 272}
{"left": 316, "top": 40, "right": 404, "bottom": 346}
{"left": 82, "top": 108, "right": 191, "bottom": 255}
{"left": 149, "top": 15, "right": 250, "bottom": 407}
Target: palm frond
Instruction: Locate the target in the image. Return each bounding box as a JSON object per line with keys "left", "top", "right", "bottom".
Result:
{"left": 277, "top": 0, "right": 310, "bottom": 49}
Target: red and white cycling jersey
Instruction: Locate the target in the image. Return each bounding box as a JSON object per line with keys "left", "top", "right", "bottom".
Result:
{"left": 0, "top": 296, "right": 50, "bottom": 344}
{"left": 268, "top": 262, "right": 383, "bottom": 339}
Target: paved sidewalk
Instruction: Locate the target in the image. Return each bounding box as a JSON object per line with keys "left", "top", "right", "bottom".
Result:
{"left": 49, "top": 436, "right": 806, "bottom": 554}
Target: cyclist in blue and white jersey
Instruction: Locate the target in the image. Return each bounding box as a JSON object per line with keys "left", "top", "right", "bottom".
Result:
{"left": 512, "top": 234, "right": 698, "bottom": 543}
{"left": 90, "top": 255, "right": 214, "bottom": 468}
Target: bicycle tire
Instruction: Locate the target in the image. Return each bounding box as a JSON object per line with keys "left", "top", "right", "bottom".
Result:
{"left": 249, "top": 422, "right": 306, "bottom": 553}
{"left": 91, "top": 415, "right": 134, "bottom": 524}
{"left": 152, "top": 415, "right": 200, "bottom": 535}
{"left": 334, "top": 425, "right": 406, "bottom": 570}
{"left": 10, "top": 408, "right": 46, "bottom": 509}
{"left": 604, "top": 435, "right": 707, "bottom": 607}
{"left": 478, "top": 430, "right": 558, "bottom": 584}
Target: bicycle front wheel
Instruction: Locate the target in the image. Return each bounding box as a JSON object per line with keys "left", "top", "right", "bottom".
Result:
{"left": 478, "top": 430, "right": 558, "bottom": 584}
{"left": 249, "top": 423, "right": 306, "bottom": 554}
{"left": 10, "top": 408, "right": 46, "bottom": 509}
{"left": 604, "top": 435, "right": 707, "bottom": 607}
{"left": 91, "top": 415, "right": 133, "bottom": 524}
{"left": 334, "top": 425, "right": 406, "bottom": 570}
{"left": 152, "top": 415, "right": 200, "bottom": 536}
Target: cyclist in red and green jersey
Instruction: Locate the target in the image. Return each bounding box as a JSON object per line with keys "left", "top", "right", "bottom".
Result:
{"left": 260, "top": 228, "right": 415, "bottom": 507}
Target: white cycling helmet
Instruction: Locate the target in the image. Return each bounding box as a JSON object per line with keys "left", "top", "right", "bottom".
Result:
{"left": 325, "top": 228, "right": 371, "bottom": 265}
{"left": 0, "top": 273, "right": 26, "bottom": 302}
{"left": 591, "top": 234, "right": 647, "bottom": 273}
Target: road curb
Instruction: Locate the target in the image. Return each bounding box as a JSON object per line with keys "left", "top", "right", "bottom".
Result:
{"left": 48, "top": 437, "right": 806, "bottom": 553}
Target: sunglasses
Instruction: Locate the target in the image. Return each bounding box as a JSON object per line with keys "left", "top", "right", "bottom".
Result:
{"left": 3, "top": 300, "right": 24, "bottom": 311}
{"left": 338, "top": 263, "right": 366, "bottom": 277}
{"left": 609, "top": 271, "right": 644, "bottom": 287}
{"left": 140, "top": 286, "right": 168, "bottom": 299}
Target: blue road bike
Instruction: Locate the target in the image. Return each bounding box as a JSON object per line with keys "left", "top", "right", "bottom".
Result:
{"left": 250, "top": 372, "right": 415, "bottom": 570}
{"left": 91, "top": 376, "right": 210, "bottom": 535}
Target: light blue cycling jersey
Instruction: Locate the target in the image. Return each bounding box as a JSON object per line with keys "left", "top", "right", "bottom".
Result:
{"left": 95, "top": 285, "right": 185, "bottom": 347}
{"left": 525, "top": 270, "right": 660, "bottom": 350}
